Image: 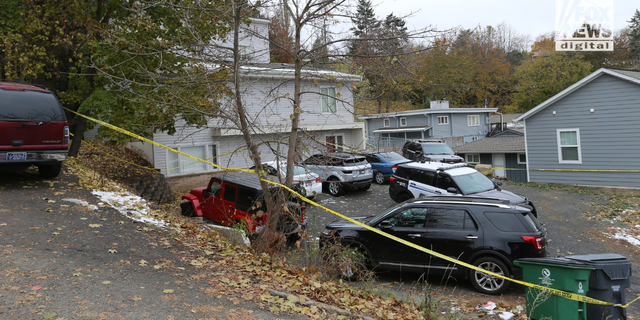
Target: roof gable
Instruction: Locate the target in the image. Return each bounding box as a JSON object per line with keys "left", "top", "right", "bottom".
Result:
{"left": 515, "top": 68, "right": 640, "bottom": 121}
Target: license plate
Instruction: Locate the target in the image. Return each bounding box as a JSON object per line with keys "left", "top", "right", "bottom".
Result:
{"left": 6, "top": 152, "right": 27, "bottom": 161}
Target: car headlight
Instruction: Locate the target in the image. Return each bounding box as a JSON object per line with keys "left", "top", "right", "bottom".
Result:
{"left": 321, "top": 230, "right": 335, "bottom": 236}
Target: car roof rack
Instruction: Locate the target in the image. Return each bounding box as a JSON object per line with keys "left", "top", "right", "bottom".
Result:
{"left": 0, "top": 79, "right": 48, "bottom": 90}
{"left": 413, "top": 196, "right": 511, "bottom": 207}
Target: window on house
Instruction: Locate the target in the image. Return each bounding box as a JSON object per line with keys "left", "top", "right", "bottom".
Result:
{"left": 383, "top": 118, "right": 390, "bottom": 127}
{"left": 518, "top": 153, "right": 527, "bottom": 164}
{"left": 167, "top": 145, "right": 217, "bottom": 176}
{"left": 321, "top": 88, "right": 337, "bottom": 113}
{"left": 557, "top": 129, "right": 581, "bottom": 163}
{"left": 437, "top": 116, "right": 449, "bottom": 125}
{"left": 467, "top": 115, "right": 480, "bottom": 126}
{"left": 326, "top": 135, "right": 344, "bottom": 152}
{"left": 466, "top": 154, "right": 480, "bottom": 164}
{"left": 400, "top": 117, "right": 407, "bottom": 126}
{"left": 472, "top": 136, "right": 478, "bottom": 142}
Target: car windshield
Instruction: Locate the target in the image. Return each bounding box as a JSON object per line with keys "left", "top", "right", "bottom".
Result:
{"left": 451, "top": 171, "right": 496, "bottom": 194}
{"left": 380, "top": 152, "right": 405, "bottom": 161}
{"left": 421, "top": 145, "right": 454, "bottom": 155}
{"left": 342, "top": 157, "right": 367, "bottom": 166}
{"left": 368, "top": 205, "right": 400, "bottom": 226}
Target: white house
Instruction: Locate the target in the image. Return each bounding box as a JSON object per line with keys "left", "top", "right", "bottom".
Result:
{"left": 87, "top": 17, "right": 365, "bottom": 176}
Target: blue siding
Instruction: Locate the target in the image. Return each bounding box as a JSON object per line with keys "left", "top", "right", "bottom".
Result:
{"left": 525, "top": 74, "right": 640, "bottom": 187}
{"left": 505, "top": 153, "right": 527, "bottom": 182}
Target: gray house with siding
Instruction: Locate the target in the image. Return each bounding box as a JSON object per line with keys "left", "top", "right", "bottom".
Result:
{"left": 453, "top": 129, "right": 527, "bottom": 182}
{"left": 85, "top": 17, "right": 365, "bottom": 177}
{"left": 357, "top": 100, "right": 497, "bottom": 149}
{"left": 515, "top": 68, "right": 640, "bottom": 188}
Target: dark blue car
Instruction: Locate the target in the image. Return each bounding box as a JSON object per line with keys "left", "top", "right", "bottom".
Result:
{"left": 361, "top": 151, "right": 412, "bottom": 184}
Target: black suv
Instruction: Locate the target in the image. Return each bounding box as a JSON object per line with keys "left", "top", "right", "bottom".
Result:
{"left": 402, "top": 140, "right": 464, "bottom": 163}
{"left": 180, "top": 171, "right": 305, "bottom": 239}
{"left": 320, "top": 196, "right": 547, "bottom": 294}
{"left": 389, "top": 161, "right": 537, "bottom": 217}
{"left": 0, "top": 81, "right": 69, "bottom": 178}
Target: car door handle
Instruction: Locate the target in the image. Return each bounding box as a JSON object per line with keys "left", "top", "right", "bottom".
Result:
{"left": 214, "top": 201, "right": 221, "bottom": 205}
{"left": 409, "top": 183, "right": 416, "bottom": 186}
{"left": 408, "top": 234, "right": 422, "bottom": 238}
{"left": 465, "top": 235, "right": 478, "bottom": 239}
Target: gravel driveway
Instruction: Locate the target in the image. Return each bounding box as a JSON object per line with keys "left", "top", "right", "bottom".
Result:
{"left": 304, "top": 181, "right": 640, "bottom": 319}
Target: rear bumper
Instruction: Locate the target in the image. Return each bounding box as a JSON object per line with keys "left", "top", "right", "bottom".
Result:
{"left": 344, "top": 179, "right": 372, "bottom": 189}
{"left": 0, "top": 150, "right": 68, "bottom": 164}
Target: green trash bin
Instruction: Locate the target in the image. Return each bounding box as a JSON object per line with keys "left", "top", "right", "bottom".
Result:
{"left": 514, "top": 257, "right": 594, "bottom": 320}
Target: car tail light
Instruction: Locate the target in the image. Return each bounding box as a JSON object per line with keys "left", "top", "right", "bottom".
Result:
{"left": 521, "top": 236, "right": 543, "bottom": 250}
{"left": 315, "top": 176, "right": 321, "bottom": 183}
{"left": 389, "top": 176, "right": 395, "bottom": 183}
{"left": 391, "top": 164, "right": 398, "bottom": 172}
{"left": 63, "top": 126, "right": 70, "bottom": 145}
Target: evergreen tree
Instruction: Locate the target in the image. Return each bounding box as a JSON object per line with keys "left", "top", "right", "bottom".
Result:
{"left": 629, "top": 9, "right": 640, "bottom": 59}
{"left": 350, "top": 0, "right": 379, "bottom": 37}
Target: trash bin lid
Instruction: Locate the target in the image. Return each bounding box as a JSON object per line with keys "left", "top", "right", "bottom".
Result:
{"left": 565, "top": 254, "right": 632, "bottom": 280}
{"left": 565, "top": 253, "right": 627, "bottom": 262}
{"left": 515, "top": 257, "right": 593, "bottom": 269}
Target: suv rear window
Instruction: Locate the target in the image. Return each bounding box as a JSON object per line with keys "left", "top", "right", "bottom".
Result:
{"left": 421, "top": 144, "right": 454, "bottom": 155}
{"left": 0, "top": 90, "right": 64, "bottom": 121}
{"left": 522, "top": 212, "right": 543, "bottom": 232}
{"left": 484, "top": 212, "right": 528, "bottom": 232}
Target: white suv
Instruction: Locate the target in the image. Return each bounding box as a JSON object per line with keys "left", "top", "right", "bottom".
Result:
{"left": 301, "top": 153, "right": 373, "bottom": 196}
{"left": 389, "top": 162, "right": 537, "bottom": 217}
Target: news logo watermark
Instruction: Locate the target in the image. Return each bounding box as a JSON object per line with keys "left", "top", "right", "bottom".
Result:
{"left": 555, "top": 0, "right": 614, "bottom": 51}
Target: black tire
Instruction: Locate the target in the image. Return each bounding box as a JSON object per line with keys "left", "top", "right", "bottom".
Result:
{"left": 396, "top": 193, "right": 413, "bottom": 203}
{"left": 338, "top": 247, "right": 368, "bottom": 281}
{"left": 180, "top": 201, "right": 196, "bottom": 217}
{"left": 38, "top": 163, "right": 62, "bottom": 178}
{"left": 374, "top": 171, "right": 385, "bottom": 184}
{"left": 469, "top": 256, "right": 511, "bottom": 294}
{"left": 359, "top": 183, "right": 371, "bottom": 191}
{"left": 327, "top": 178, "right": 344, "bottom": 197}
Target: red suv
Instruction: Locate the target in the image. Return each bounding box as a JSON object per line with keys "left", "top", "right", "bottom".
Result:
{"left": 0, "top": 81, "right": 69, "bottom": 178}
{"left": 180, "top": 171, "right": 306, "bottom": 239}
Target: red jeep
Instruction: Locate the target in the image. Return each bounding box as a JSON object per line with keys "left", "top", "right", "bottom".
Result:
{"left": 0, "top": 81, "right": 69, "bottom": 178}
{"left": 180, "top": 171, "right": 305, "bottom": 238}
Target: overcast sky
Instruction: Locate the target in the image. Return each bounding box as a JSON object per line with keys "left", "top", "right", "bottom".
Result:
{"left": 373, "top": 0, "right": 639, "bottom": 42}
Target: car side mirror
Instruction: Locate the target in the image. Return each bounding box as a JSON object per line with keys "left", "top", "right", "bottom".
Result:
{"left": 203, "top": 189, "right": 211, "bottom": 198}
{"left": 492, "top": 179, "right": 503, "bottom": 187}
{"left": 446, "top": 187, "right": 459, "bottom": 194}
{"left": 379, "top": 221, "right": 393, "bottom": 229}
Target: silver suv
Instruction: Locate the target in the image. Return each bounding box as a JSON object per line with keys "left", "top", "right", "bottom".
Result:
{"left": 301, "top": 153, "right": 373, "bottom": 196}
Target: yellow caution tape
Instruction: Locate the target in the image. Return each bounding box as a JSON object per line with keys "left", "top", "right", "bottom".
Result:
{"left": 65, "top": 108, "right": 637, "bottom": 308}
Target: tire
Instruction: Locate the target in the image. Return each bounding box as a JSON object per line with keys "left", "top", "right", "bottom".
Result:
{"left": 374, "top": 171, "right": 385, "bottom": 184}
{"left": 38, "top": 163, "right": 62, "bottom": 178}
{"left": 359, "top": 183, "right": 371, "bottom": 191}
{"left": 327, "top": 179, "right": 344, "bottom": 197}
{"left": 469, "top": 256, "right": 511, "bottom": 294}
{"left": 396, "top": 193, "right": 413, "bottom": 203}
{"left": 338, "top": 247, "right": 368, "bottom": 281}
{"left": 180, "top": 201, "right": 196, "bottom": 217}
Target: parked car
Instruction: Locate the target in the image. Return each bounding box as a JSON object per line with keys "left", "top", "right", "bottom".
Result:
{"left": 301, "top": 152, "right": 373, "bottom": 197}
{"left": 361, "top": 151, "right": 412, "bottom": 185}
{"left": 0, "top": 81, "right": 69, "bottom": 178}
{"left": 320, "top": 196, "right": 547, "bottom": 294}
{"left": 250, "top": 160, "right": 322, "bottom": 199}
{"left": 180, "top": 171, "right": 305, "bottom": 239}
{"left": 389, "top": 162, "right": 537, "bottom": 217}
{"left": 402, "top": 140, "right": 464, "bottom": 163}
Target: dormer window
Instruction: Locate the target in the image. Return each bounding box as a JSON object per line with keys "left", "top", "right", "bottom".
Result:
{"left": 383, "top": 118, "right": 390, "bottom": 127}
{"left": 400, "top": 117, "right": 407, "bottom": 126}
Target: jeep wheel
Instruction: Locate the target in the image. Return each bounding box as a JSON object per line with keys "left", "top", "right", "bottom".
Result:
{"left": 470, "top": 256, "right": 511, "bottom": 294}
{"left": 374, "top": 171, "right": 385, "bottom": 184}
{"left": 327, "top": 179, "right": 344, "bottom": 197}
{"left": 38, "top": 163, "right": 62, "bottom": 178}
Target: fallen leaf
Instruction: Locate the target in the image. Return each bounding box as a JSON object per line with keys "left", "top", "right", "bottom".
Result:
{"left": 45, "top": 208, "right": 53, "bottom": 212}
{"left": 80, "top": 217, "right": 88, "bottom": 220}
{"left": 163, "top": 289, "right": 174, "bottom": 294}
{"left": 43, "top": 313, "right": 57, "bottom": 319}
{"left": 102, "top": 281, "right": 111, "bottom": 285}
{"left": 52, "top": 232, "right": 60, "bottom": 235}
{"left": 73, "top": 273, "right": 82, "bottom": 277}
{"left": 89, "top": 224, "right": 102, "bottom": 228}
{"left": 108, "top": 249, "right": 117, "bottom": 254}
